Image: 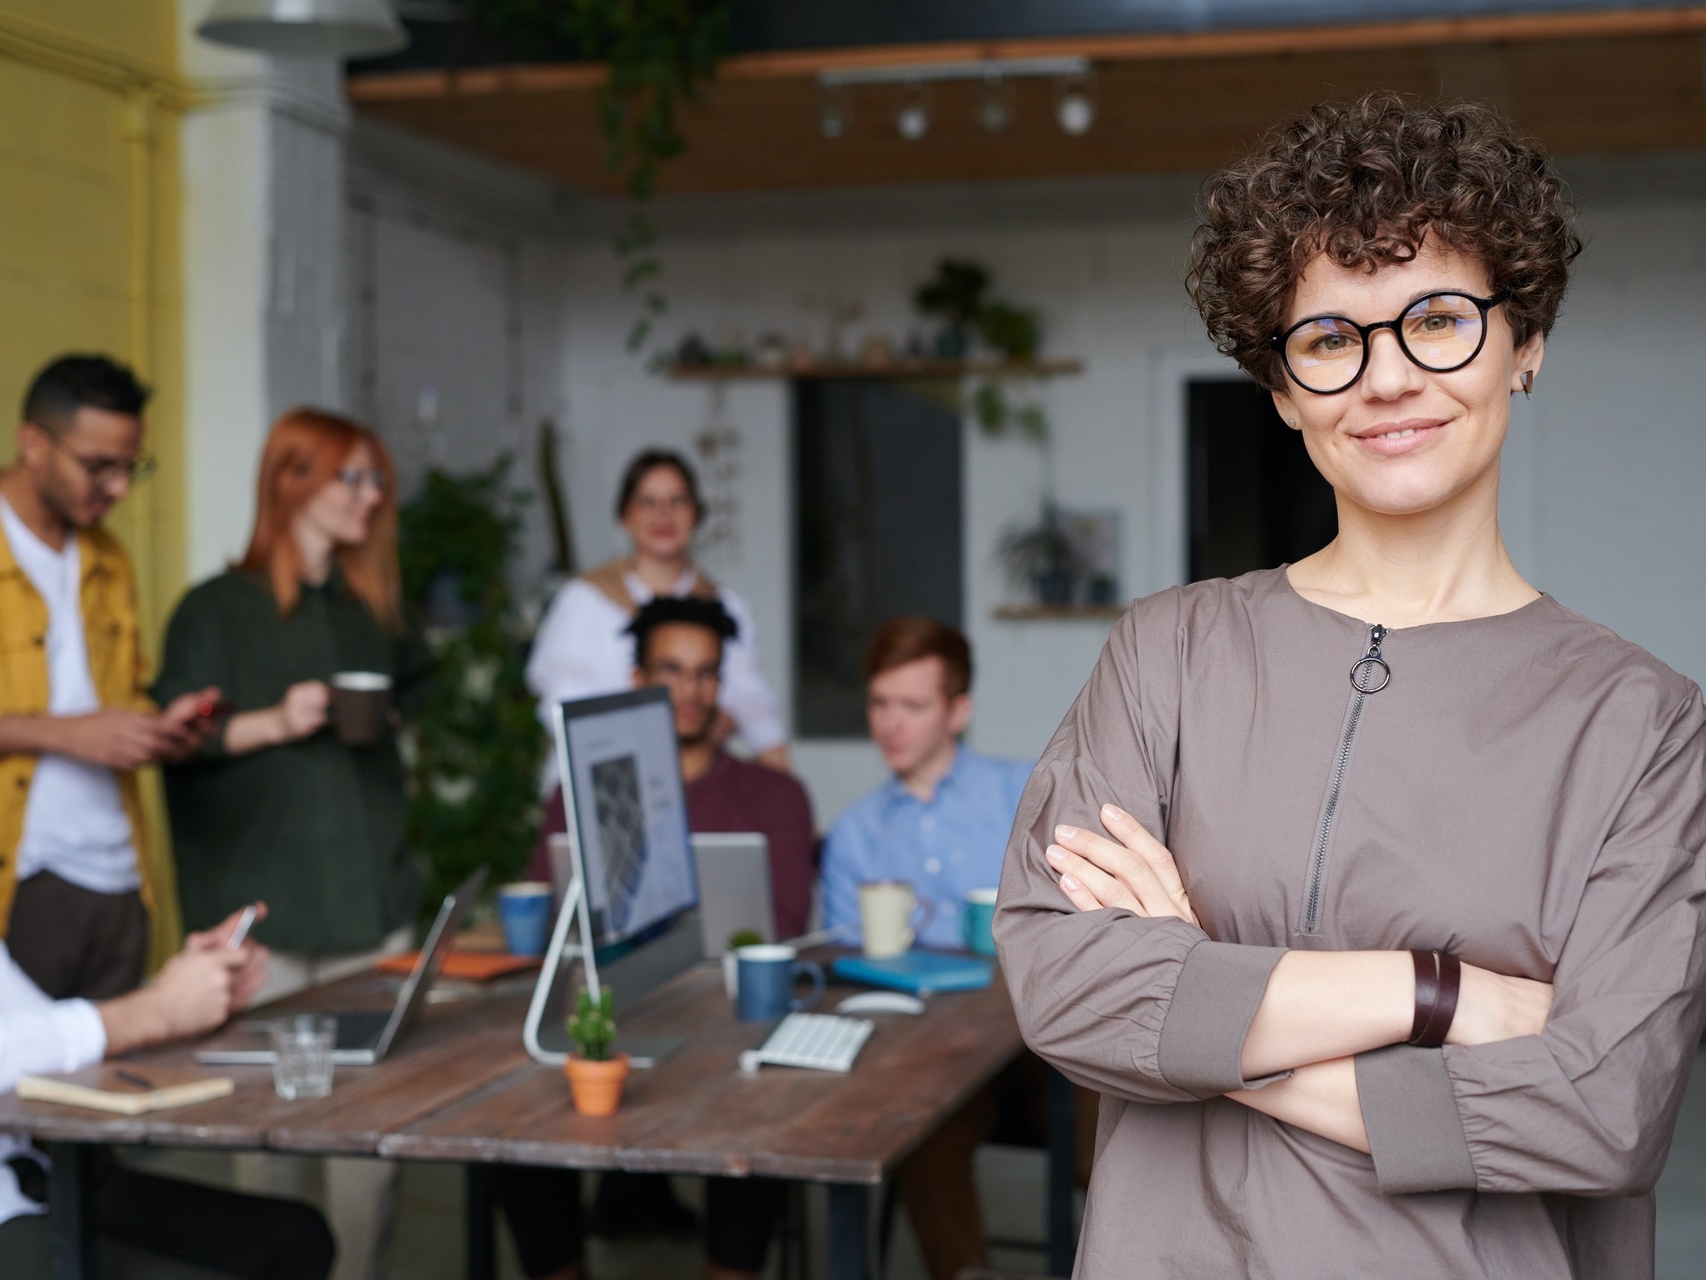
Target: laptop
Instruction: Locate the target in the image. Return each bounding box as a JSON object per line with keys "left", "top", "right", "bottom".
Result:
{"left": 691, "top": 832, "right": 775, "bottom": 954}
{"left": 197, "top": 867, "right": 487, "bottom": 1067}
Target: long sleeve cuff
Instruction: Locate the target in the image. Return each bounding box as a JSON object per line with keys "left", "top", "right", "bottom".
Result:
{"left": 1356, "top": 1044, "right": 1476, "bottom": 1194}
{"left": 1156, "top": 940, "right": 1288, "bottom": 1096}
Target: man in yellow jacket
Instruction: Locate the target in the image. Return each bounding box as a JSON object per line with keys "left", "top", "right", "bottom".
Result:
{"left": 0, "top": 355, "right": 218, "bottom": 1001}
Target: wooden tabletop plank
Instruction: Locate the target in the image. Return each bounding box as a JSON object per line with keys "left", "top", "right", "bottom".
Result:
{"left": 382, "top": 953, "right": 1025, "bottom": 1185}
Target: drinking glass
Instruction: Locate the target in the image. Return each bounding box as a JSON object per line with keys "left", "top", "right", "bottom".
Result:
{"left": 270, "top": 1015, "right": 336, "bottom": 1100}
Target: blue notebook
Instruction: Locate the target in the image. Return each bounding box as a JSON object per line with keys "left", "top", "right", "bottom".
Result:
{"left": 831, "top": 950, "right": 993, "bottom": 995}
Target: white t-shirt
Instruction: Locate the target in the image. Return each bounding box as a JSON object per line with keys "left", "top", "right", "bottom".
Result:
{"left": 0, "top": 498, "right": 140, "bottom": 894}
{"left": 0, "top": 940, "right": 106, "bottom": 1224}
{"left": 525, "top": 567, "right": 787, "bottom": 754}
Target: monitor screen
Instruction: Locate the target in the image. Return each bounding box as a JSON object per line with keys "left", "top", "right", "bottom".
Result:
{"left": 552, "top": 687, "right": 698, "bottom": 947}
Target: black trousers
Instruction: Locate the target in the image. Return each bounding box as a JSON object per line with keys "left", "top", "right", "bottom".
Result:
{"left": 493, "top": 1166, "right": 786, "bottom": 1276}
{"left": 0, "top": 1160, "right": 334, "bottom": 1280}
{"left": 8, "top": 870, "right": 148, "bottom": 1000}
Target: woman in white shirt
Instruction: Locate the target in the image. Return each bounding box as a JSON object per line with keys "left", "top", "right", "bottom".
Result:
{"left": 527, "top": 449, "right": 789, "bottom": 769}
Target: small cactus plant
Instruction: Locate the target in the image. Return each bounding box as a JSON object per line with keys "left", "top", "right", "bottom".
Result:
{"left": 566, "top": 987, "right": 617, "bottom": 1062}
{"left": 727, "top": 928, "right": 764, "bottom": 951}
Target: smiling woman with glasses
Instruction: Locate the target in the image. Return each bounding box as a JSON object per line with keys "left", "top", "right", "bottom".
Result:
{"left": 995, "top": 93, "right": 1705, "bottom": 1280}
{"left": 525, "top": 446, "right": 791, "bottom": 774}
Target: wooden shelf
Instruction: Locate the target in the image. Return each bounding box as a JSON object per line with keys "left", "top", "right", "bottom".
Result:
{"left": 993, "top": 603, "right": 1125, "bottom": 621}
{"left": 663, "top": 357, "right": 1084, "bottom": 382}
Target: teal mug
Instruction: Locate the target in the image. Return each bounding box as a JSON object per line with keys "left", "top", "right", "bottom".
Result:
{"left": 961, "top": 888, "right": 999, "bottom": 957}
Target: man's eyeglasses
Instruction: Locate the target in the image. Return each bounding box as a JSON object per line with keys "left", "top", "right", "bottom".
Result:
{"left": 1271, "top": 291, "right": 1509, "bottom": 395}
{"left": 31, "top": 426, "right": 156, "bottom": 487}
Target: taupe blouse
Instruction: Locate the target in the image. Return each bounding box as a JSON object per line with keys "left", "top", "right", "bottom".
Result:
{"left": 995, "top": 568, "right": 1706, "bottom": 1279}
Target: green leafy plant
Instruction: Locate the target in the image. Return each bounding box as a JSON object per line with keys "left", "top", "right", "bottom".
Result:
{"left": 466, "top": 0, "right": 732, "bottom": 351}
{"left": 913, "top": 258, "right": 990, "bottom": 342}
{"left": 998, "top": 503, "right": 1088, "bottom": 605}
{"left": 567, "top": 986, "right": 618, "bottom": 1061}
{"left": 397, "top": 458, "right": 547, "bottom": 915}
{"left": 912, "top": 258, "right": 1051, "bottom": 438}
{"left": 726, "top": 928, "right": 764, "bottom": 950}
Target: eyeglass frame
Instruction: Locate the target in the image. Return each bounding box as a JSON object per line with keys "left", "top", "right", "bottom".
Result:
{"left": 335, "top": 466, "right": 387, "bottom": 493}
{"left": 25, "top": 422, "right": 156, "bottom": 488}
{"left": 1269, "top": 290, "right": 1510, "bottom": 396}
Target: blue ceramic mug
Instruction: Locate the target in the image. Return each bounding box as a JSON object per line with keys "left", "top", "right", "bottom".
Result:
{"left": 961, "top": 888, "right": 999, "bottom": 957}
{"left": 734, "top": 944, "right": 825, "bottom": 1022}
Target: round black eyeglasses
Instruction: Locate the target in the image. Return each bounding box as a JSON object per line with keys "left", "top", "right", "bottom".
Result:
{"left": 1270, "top": 291, "right": 1509, "bottom": 395}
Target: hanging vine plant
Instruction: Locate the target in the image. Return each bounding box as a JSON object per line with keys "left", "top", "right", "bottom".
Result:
{"left": 465, "top": 0, "right": 732, "bottom": 351}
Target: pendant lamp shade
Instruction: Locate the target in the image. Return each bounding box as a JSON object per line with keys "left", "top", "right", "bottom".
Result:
{"left": 197, "top": 0, "right": 409, "bottom": 58}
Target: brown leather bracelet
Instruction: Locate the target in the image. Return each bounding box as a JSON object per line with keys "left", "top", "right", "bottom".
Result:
{"left": 1408, "top": 949, "right": 1440, "bottom": 1044}
{"left": 1408, "top": 949, "right": 1461, "bottom": 1048}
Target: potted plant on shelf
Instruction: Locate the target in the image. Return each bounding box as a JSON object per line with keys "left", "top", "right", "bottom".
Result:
{"left": 998, "top": 503, "right": 1088, "bottom": 606}
{"left": 564, "top": 987, "right": 629, "bottom": 1116}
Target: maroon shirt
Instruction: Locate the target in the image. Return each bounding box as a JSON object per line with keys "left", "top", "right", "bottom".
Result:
{"left": 531, "top": 751, "right": 816, "bottom": 938}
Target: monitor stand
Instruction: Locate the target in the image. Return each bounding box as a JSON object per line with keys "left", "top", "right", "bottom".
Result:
{"left": 522, "top": 873, "right": 692, "bottom": 1069}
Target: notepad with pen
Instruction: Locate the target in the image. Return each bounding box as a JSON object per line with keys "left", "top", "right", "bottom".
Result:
{"left": 17, "top": 1066, "right": 235, "bottom": 1116}
{"left": 831, "top": 950, "right": 993, "bottom": 995}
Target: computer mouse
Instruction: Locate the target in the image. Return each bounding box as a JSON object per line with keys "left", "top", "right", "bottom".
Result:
{"left": 836, "top": 991, "right": 926, "bottom": 1016}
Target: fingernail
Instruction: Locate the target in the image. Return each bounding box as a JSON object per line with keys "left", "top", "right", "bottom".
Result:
{"left": 1045, "top": 845, "right": 1065, "bottom": 865}
{"left": 1102, "top": 803, "right": 1125, "bottom": 820}
{"left": 1061, "top": 875, "right": 1081, "bottom": 892}
{"left": 1055, "top": 824, "right": 1078, "bottom": 840}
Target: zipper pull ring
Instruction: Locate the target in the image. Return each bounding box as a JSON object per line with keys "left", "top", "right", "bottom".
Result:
{"left": 1349, "top": 624, "right": 1391, "bottom": 693}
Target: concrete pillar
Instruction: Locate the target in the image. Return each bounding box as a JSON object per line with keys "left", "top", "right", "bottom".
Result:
{"left": 176, "top": 7, "right": 351, "bottom": 577}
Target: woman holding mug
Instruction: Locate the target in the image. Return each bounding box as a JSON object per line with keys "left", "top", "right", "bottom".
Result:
{"left": 996, "top": 94, "right": 1706, "bottom": 1279}
{"left": 156, "top": 408, "right": 426, "bottom": 975}
{"left": 526, "top": 448, "right": 789, "bottom": 769}
{"left": 154, "top": 408, "right": 430, "bottom": 1280}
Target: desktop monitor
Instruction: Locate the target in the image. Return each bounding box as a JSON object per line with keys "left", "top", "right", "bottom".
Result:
{"left": 523, "top": 687, "right": 704, "bottom": 1066}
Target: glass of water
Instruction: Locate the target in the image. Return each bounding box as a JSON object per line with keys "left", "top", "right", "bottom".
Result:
{"left": 270, "top": 1015, "right": 336, "bottom": 1100}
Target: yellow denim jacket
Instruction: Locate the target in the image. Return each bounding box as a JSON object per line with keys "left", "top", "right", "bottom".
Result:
{"left": 0, "top": 520, "right": 154, "bottom": 934}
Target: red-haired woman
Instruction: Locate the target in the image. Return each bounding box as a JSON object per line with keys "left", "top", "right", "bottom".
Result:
{"left": 153, "top": 408, "right": 427, "bottom": 1279}
{"left": 155, "top": 407, "right": 424, "bottom": 976}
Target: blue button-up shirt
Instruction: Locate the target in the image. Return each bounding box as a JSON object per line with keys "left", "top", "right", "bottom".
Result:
{"left": 821, "top": 746, "right": 1034, "bottom": 950}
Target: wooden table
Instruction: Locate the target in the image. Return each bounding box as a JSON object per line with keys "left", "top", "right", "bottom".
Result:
{"left": 0, "top": 954, "right": 1077, "bottom": 1280}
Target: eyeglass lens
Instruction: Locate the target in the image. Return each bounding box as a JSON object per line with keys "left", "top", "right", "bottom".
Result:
{"left": 338, "top": 468, "right": 385, "bottom": 491}
{"left": 1283, "top": 293, "right": 1491, "bottom": 394}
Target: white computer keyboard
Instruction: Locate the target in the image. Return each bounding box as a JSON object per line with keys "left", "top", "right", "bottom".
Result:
{"left": 739, "top": 1012, "right": 874, "bottom": 1074}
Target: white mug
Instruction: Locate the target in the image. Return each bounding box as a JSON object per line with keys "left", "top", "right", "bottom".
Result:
{"left": 858, "top": 880, "right": 934, "bottom": 959}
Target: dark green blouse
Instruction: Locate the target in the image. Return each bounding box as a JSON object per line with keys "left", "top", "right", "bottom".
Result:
{"left": 153, "top": 570, "right": 431, "bottom": 954}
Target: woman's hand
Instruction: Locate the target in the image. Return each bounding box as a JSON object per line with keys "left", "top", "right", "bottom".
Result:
{"left": 275, "top": 680, "right": 331, "bottom": 741}
{"left": 1046, "top": 803, "right": 1199, "bottom": 925}
{"left": 1447, "top": 963, "right": 1554, "bottom": 1046}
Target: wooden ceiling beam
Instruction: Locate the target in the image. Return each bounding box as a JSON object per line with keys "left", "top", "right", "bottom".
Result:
{"left": 348, "top": 5, "right": 1706, "bottom": 103}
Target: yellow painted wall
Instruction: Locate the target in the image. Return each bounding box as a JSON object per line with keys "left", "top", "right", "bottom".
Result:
{"left": 0, "top": 0, "right": 189, "bottom": 960}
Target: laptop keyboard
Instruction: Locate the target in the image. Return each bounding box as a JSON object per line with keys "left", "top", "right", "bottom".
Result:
{"left": 740, "top": 1012, "right": 874, "bottom": 1074}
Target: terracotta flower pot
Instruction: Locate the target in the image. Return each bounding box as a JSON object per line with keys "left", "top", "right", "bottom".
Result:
{"left": 564, "top": 1052, "right": 630, "bottom": 1117}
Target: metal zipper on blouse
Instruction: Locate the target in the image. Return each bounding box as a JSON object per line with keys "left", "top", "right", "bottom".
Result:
{"left": 1299, "top": 624, "right": 1391, "bottom": 935}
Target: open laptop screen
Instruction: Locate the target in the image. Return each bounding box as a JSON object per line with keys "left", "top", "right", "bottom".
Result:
{"left": 552, "top": 686, "right": 698, "bottom": 949}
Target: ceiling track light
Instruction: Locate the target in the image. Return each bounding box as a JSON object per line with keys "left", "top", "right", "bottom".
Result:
{"left": 820, "top": 82, "right": 852, "bottom": 140}
{"left": 895, "top": 80, "right": 930, "bottom": 142}
{"left": 976, "top": 73, "right": 1014, "bottom": 135}
{"left": 1055, "top": 68, "right": 1097, "bottom": 137}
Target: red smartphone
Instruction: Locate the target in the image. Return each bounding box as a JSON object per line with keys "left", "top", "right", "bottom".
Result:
{"left": 196, "top": 698, "right": 235, "bottom": 720}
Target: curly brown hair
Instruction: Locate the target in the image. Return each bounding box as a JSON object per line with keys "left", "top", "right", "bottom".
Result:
{"left": 1187, "top": 92, "right": 1582, "bottom": 391}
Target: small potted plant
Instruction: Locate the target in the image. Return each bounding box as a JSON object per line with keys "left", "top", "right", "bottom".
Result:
{"left": 564, "top": 987, "right": 628, "bottom": 1116}
{"left": 724, "top": 928, "right": 764, "bottom": 998}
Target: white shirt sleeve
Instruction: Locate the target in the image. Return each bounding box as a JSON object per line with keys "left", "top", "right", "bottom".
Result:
{"left": 526, "top": 580, "right": 635, "bottom": 717}
{"left": 0, "top": 944, "right": 107, "bottom": 1094}
{"left": 716, "top": 587, "right": 788, "bottom": 754}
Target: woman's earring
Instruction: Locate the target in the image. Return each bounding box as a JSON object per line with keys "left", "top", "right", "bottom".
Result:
{"left": 1285, "top": 417, "right": 1298, "bottom": 429}
{"left": 1520, "top": 371, "right": 1534, "bottom": 399}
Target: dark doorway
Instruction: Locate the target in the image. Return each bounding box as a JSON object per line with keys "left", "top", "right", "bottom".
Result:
{"left": 794, "top": 380, "right": 964, "bottom": 738}
{"left": 1188, "top": 379, "right": 1337, "bottom": 583}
